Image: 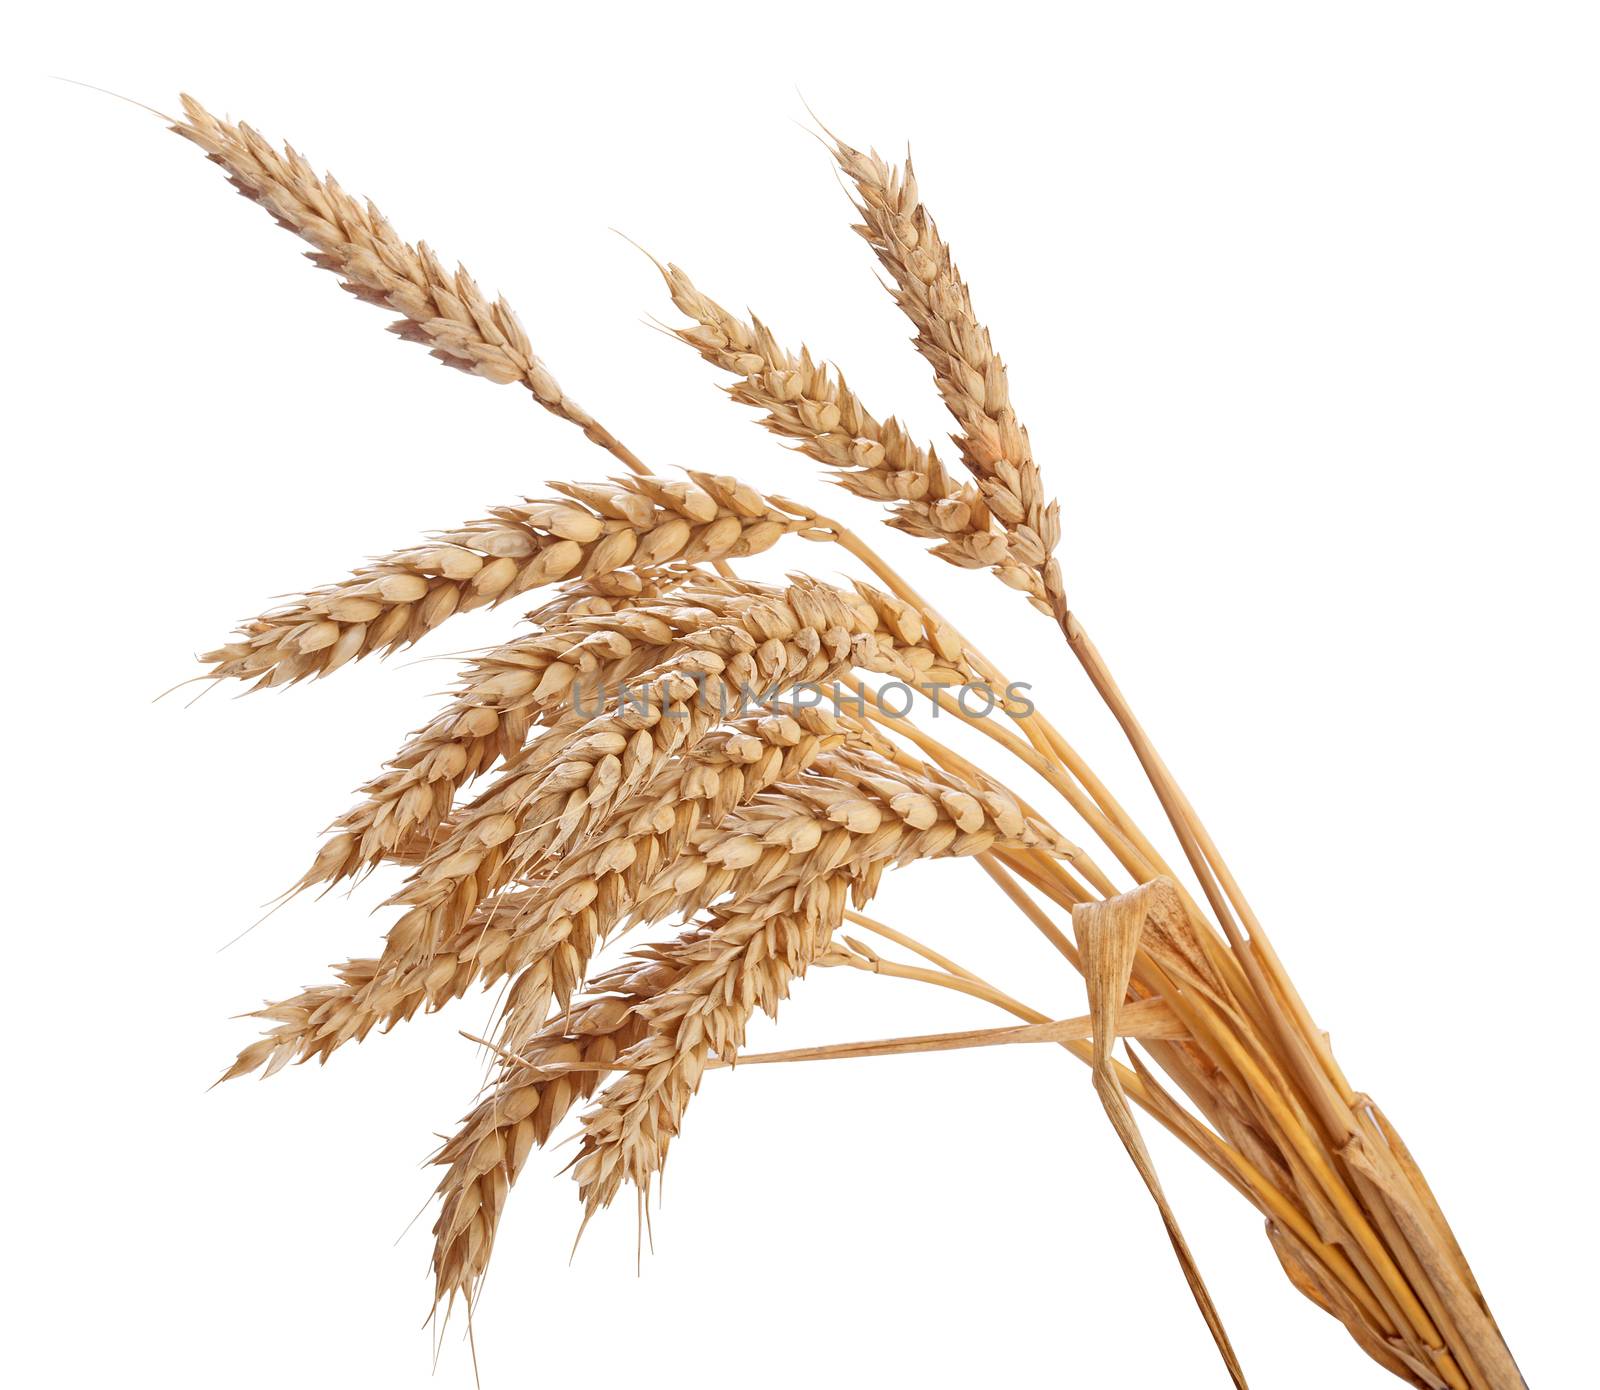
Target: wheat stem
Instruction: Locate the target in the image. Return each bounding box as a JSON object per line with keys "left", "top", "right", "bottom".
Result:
{"left": 717, "top": 999, "right": 1186, "bottom": 1067}
{"left": 828, "top": 522, "right": 1166, "bottom": 870}
{"left": 837, "top": 934, "right": 1395, "bottom": 1336}
{"left": 973, "top": 854, "right": 1080, "bottom": 968}
{"left": 841, "top": 909, "right": 988, "bottom": 982}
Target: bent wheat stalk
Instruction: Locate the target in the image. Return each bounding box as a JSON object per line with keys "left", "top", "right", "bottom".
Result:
{"left": 145, "top": 94, "right": 1522, "bottom": 1388}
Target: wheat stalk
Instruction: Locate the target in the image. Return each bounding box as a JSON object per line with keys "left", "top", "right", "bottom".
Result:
{"left": 144, "top": 94, "right": 1525, "bottom": 1389}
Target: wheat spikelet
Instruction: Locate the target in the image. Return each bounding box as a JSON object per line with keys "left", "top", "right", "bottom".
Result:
{"left": 202, "top": 472, "right": 808, "bottom": 688}
{"left": 828, "top": 138, "right": 1067, "bottom": 620}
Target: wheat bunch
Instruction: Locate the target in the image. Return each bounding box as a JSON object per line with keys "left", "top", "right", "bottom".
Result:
{"left": 301, "top": 575, "right": 698, "bottom": 888}
{"left": 149, "top": 95, "right": 1524, "bottom": 1389}
{"left": 337, "top": 583, "right": 877, "bottom": 985}
{"left": 236, "top": 573, "right": 983, "bottom": 1079}
{"left": 568, "top": 759, "right": 1052, "bottom": 1211}
{"left": 433, "top": 749, "right": 1060, "bottom": 1296}
{"left": 657, "top": 261, "right": 1035, "bottom": 591}
{"left": 227, "top": 706, "right": 858, "bottom": 1079}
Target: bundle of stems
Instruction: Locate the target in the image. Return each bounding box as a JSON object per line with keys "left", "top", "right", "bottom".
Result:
{"left": 153, "top": 94, "right": 1522, "bottom": 1387}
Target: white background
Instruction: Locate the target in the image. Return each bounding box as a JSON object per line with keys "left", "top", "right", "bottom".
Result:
{"left": 6, "top": 4, "right": 1596, "bottom": 1386}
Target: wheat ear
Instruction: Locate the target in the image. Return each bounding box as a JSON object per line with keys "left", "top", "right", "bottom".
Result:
{"left": 828, "top": 138, "right": 1067, "bottom": 621}
{"left": 657, "top": 263, "right": 1042, "bottom": 595}
{"left": 173, "top": 95, "right": 648, "bottom": 475}
{"left": 202, "top": 473, "right": 807, "bottom": 688}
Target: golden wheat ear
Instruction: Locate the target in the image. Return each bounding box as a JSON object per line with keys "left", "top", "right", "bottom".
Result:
{"left": 828, "top": 136, "right": 1067, "bottom": 622}
{"left": 200, "top": 475, "right": 808, "bottom": 688}
{"left": 172, "top": 95, "right": 648, "bottom": 475}
{"left": 655, "top": 257, "right": 1045, "bottom": 596}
